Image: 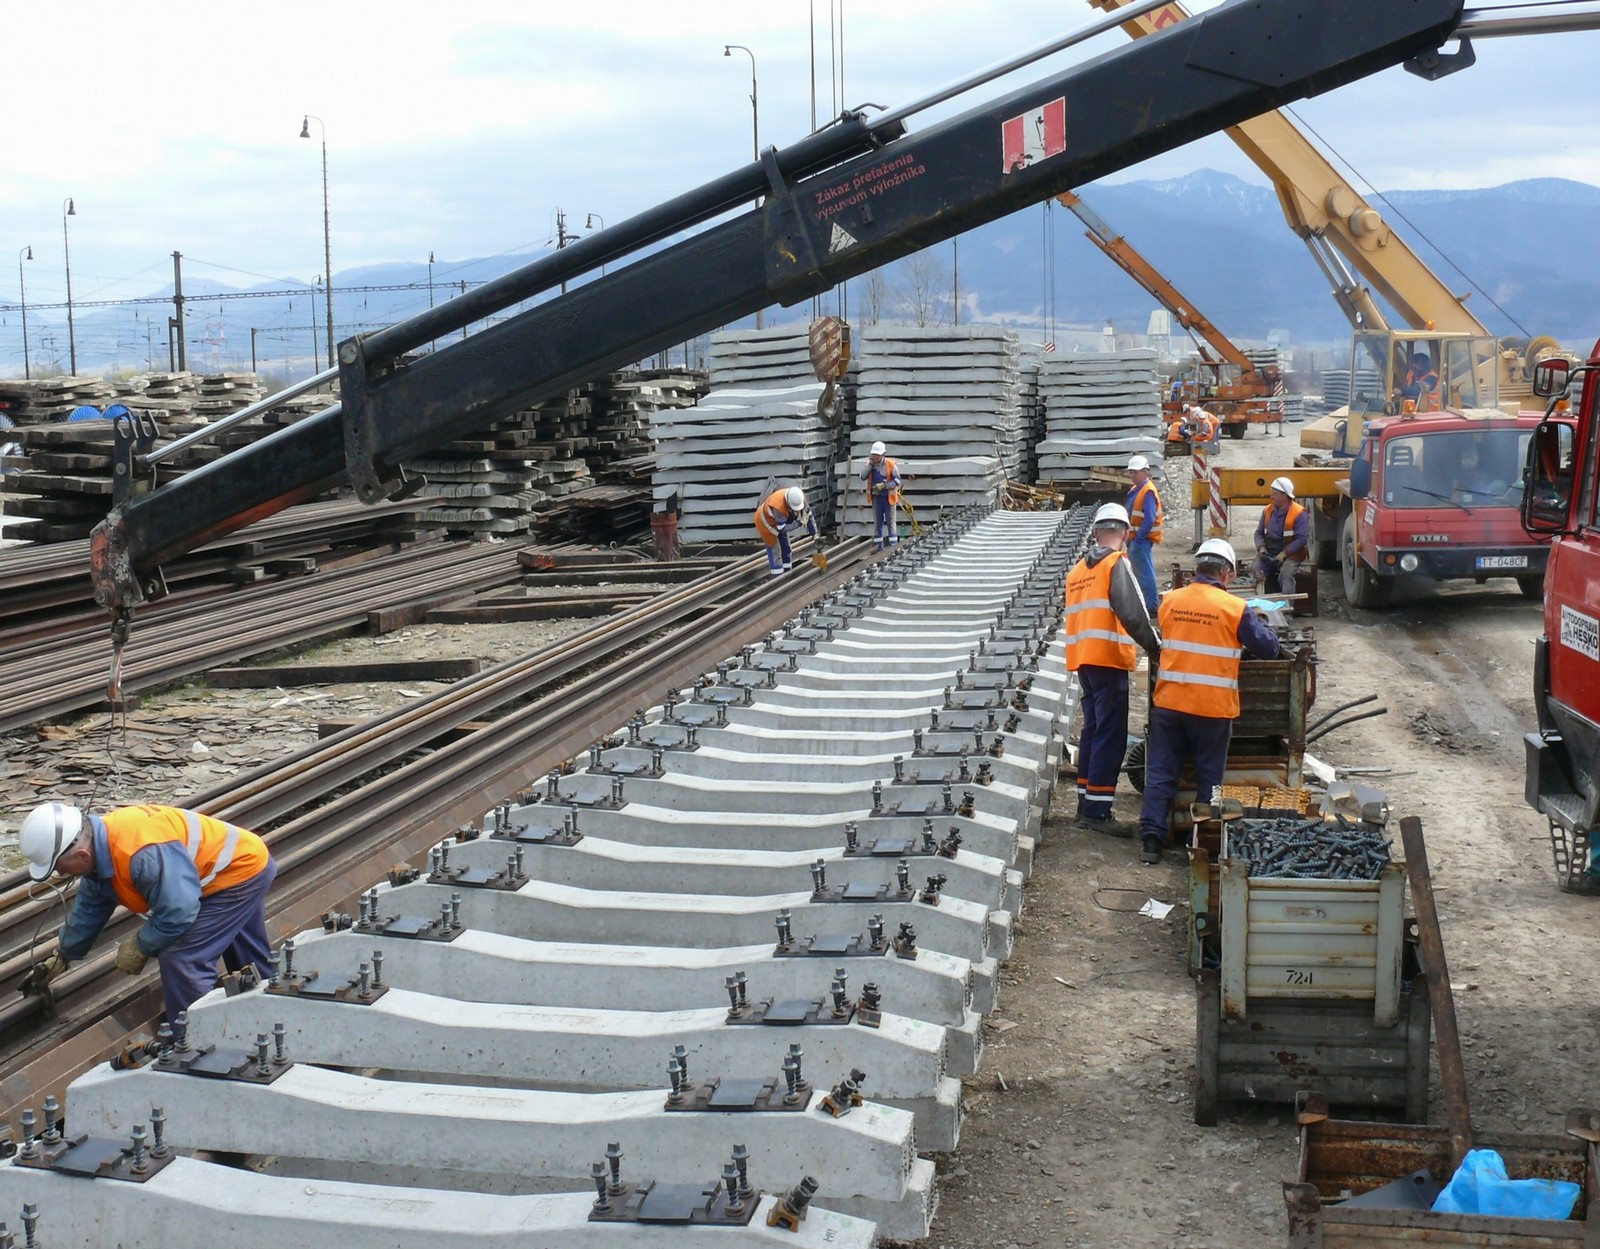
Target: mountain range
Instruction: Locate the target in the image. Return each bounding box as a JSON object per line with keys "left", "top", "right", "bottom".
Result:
{"left": 8, "top": 170, "right": 1599, "bottom": 383}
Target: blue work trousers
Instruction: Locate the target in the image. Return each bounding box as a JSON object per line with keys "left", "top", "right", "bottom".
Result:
{"left": 1075, "top": 665, "right": 1130, "bottom": 819}
{"left": 765, "top": 529, "right": 793, "bottom": 575}
{"left": 1128, "top": 537, "right": 1160, "bottom": 613}
{"left": 158, "top": 856, "right": 277, "bottom": 1022}
{"left": 1139, "top": 707, "right": 1232, "bottom": 843}
{"left": 872, "top": 493, "right": 898, "bottom": 547}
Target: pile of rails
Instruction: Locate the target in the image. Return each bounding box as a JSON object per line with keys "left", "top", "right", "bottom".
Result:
{"left": 0, "top": 506, "right": 1089, "bottom": 1246}
{"left": 654, "top": 329, "right": 835, "bottom": 543}
{"left": 838, "top": 326, "right": 1025, "bottom": 534}
{"left": 1034, "top": 348, "right": 1164, "bottom": 484}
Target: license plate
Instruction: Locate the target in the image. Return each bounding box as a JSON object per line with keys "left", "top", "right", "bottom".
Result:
{"left": 1476, "top": 554, "right": 1528, "bottom": 570}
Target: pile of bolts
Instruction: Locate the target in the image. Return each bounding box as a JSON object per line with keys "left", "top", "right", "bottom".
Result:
{"left": 1227, "top": 816, "right": 1393, "bottom": 881}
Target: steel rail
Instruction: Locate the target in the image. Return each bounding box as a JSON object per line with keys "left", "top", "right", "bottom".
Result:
{"left": 0, "top": 536, "right": 876, "bottom": 1125}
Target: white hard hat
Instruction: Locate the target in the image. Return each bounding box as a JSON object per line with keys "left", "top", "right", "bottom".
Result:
{"left": 1195, "top": 538, "right": 1238, "bottom": 571}
{"left": 1181, "top": 403, "right": 1191, "bottom": 413}
{"left": 1093, "top": 502, "right": 1131, "bottom": 529}
{"left": 785, "top": 487, "right": 806, "bottom": 512}
{"left": 1270, "top": 476, "right": 1296, "bottom": 499}
{"left": 21, "top": 802, "right": 83, "bottom": 881}
{"left": 1127, "top": 455, "right": 1149, "bottom": 472}
{"left": 869, "top": 441, "right": 886, "bottom": 457}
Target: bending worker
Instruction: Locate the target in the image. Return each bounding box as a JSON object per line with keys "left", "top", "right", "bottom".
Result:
{"left": 862, "top": 441, "right": 902, "bottom": 550}
{"left": 753, "top": 485, "right": 818, "bottom": 576}
{"left": 1064, "top": 503, "right": 1160, "bottom": 837}
{"left": 21, "top": 801, "right": 277, "bottom": 1020}
{"left": 1253, "top": 476, "right": 1311, "bottom": 598}
{"left": 1138, "top": 540, "right": 1280, "bottom": 865}
{"left": 1125, "top": 455, "right": 1163, "bottom": 613}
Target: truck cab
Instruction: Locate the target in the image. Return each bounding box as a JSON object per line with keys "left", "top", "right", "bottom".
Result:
{"left": 1521, "top": 344, "right": 1600, "bottom": 893}
{"left": 1339, "top": 407, "right": 1559, "bottom": 608}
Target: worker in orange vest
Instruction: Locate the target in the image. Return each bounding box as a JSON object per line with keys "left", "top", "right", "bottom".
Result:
{"left": 753, "top": 485, "right": 818, "bottom": 576}
{"left": 862, "top": 440, "right": 902, "bottom": 550}
{"left": 1137, "top": 540, "right": 1280, "bottom": 864}
{"left": 20, "top": 801, "right": 277, "bottom": 1020}
{"left": 1064, "top": 503, "right": 1161, "bottom": 837}
{"left": 1252, "top": 476, "right": 1311, "bottom": 598}
{"left": 1125, "top": 455, "right": 1164, "bottom": 613}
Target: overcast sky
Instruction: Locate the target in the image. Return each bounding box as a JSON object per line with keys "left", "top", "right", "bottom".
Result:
{"left": 4, "top": 0, "right": 1598, "bottom": 315}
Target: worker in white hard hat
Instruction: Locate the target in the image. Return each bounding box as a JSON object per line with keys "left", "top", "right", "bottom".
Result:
{"left": 1137, "top": 538, "right": 1280, "bottom": 864}
{"left": 1064, "top": 502, "right": 1161, "bottom": 837}
{"left": 19, "top": 800, "right": 277, "bottom": 1021}
{"left": 1125, "top": 455, "right": 1163, "bottom": 613}
{"left": 1252, "top": 476, "right": 1311, "bottom": 599}
{"left": 753, "top": 484, "right": 818, "bottom": 576}
{"left": 861, "top": 440, "right": 902, "bottom": 550}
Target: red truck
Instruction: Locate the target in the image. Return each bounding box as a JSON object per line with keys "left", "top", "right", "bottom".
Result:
{"left": 1337, "top": 408, "right": 1560, "bottom": 608}
{"left": 1522, "top": 343, "right": 1600, "bottom": 894}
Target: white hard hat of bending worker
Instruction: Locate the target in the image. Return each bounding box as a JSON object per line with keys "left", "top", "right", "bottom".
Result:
{"left": 785, "top": 487, "right": 806, "bottom": 511}
{"left": 1093, "top": 502, "right": 1131, "bottom": 529}
{"left": 1270, "top": 476, "right": 1296, "bottom": 499}
{"left": 1127, "top": 455, "right": 1149, "bottom": 472}
{"left": 21, "top": 802, "right": 83, "bottom": 881}
{"left": 1195, "top": 537, "right": 1238, "bottom": 571}
{"left": 869, "top": 441, "right": 886, "bottom": 457}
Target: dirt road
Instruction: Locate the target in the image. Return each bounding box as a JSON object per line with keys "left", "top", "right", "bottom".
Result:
{"left": 923, "top": 428, "right": 1600, "bottom": 1248}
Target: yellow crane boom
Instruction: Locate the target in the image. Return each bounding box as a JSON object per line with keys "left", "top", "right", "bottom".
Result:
{"left": 1086, "top": 0, "right": 1488, "bottom": 336}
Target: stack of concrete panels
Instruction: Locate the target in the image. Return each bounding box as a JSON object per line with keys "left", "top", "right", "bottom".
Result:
{"left": 651, "top": 384, "right": 830, "bottom": 544}
{"left": 1034, "top": 348, "right": 1164, "bottom": 483}
{"left": 837, "top": 327, "right": 1024, "bottom": 536}
{"left": 652, "top": 328, "right": 832, "bottom": 543}
{"left": 37, "top": 505, "right": 1091, "bottom": 1247}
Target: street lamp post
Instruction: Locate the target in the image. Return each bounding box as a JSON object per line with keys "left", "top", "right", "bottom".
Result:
{"left": 585, "top": 214, "right": 607, "bottom": 275}
{"left": 62, "top": 199, "right": 77, "bottom": 375}
{"left": 723, "top": 44, "right": 763, "bottom": 329}
{"left": 300, "top": 115, "right": 335, "bottom": 369}
{"left": 427, "top": 251, "right": 436, "bottom": 309}
{"left": 17, "top": 245, "right": 32, "bottom": 380}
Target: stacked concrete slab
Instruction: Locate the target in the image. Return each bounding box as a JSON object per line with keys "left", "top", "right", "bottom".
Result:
{"left": 30, "top": 505, "right": 1094, "bottom": 1246}
{"left": 1035, "top": 348, "right": 1164, "bottom": 483}
{"left": 837, "top": 327, "right": 1025, "bottom": 535}
{"left": 652, "top": 328, "right": 834, "bottom": 543}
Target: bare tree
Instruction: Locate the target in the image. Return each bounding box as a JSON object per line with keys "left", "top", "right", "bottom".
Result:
{"left": 861, "top": 268, "right": 889, "bottom": 326}
{"left": 896, "top": 252, "right": 952, "bottom": 328}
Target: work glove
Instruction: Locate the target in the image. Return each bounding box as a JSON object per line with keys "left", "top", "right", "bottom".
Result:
{"left": 1275, "top": 551, "right": 1288, "bottom": 564}
{"left": 43, "top": 952, "right": 71, "bottom": 982}
{"left": 114, "top": 936, "right": 149, "bottom": 976}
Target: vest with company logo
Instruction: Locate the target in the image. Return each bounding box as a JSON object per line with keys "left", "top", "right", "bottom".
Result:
{"left": 753, "top": 489, "right": 798, "bottom": 545}
{"left": 1064, "top": 552, "right": 1138, "bottom": 672}
{"left": 1154, "top": 582, "right": 1247, "bottom": 718}
{"left": 103, "top": 805, "right": 268, "bottom": 915}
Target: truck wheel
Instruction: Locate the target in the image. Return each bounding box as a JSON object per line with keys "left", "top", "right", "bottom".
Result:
{"left": 1517, "top": 574, "right": 1543, "bottom": 601}
{"left": 1314, "top": 537, "right": 1339, "bottom": 570}
{"left": 1341, "top": 514, "right": 1392, "bottom": 609}
{"left": 1226, "top": 422, "right": 1246, "bottom": 441}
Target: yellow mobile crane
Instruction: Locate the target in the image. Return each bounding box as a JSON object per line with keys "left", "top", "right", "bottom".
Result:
{"left": 1087, "top": 0, "right": 1563, "bottom": 446}
{"left": 1059, "top": 189, "right": 1281, "bottom": 440}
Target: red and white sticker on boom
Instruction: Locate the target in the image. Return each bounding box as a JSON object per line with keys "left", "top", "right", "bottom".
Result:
{"left": 1001, "top": 98, "right": 1065, "bottom": 173}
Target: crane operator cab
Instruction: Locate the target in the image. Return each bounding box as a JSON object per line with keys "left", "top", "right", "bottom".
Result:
{"left": 1349, "top": 331, "right": 1502, "bottom": 419}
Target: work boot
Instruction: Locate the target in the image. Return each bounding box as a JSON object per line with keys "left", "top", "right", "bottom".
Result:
{"left": 1075, "top": 813, "right": 1137, "bottom": 839}
{"left": 1140, "top": 834, "right": 1165, "bottom": 865}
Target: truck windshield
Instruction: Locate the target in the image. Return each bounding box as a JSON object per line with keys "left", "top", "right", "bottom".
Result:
{"left": 1382, "top": 428, "right": 1532, "bottom": 509}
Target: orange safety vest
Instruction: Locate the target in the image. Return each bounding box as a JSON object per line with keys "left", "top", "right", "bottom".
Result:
{"left": 1128, "top": 480, "right": 1164, "bottom": 545}
{"left": 866, "top": 457, "right": 901, "bottom": 506}
{"left": 1063, "top": 552, "right": 1137, "bottom": 672}
{"left": 1155, "top": 582, "right": 1246, "bottom": 719}
{"left": 103, "top": 805, "right": 269, "bottom": 915}
{"left": 752, "top": 488, "right": 798, "bottom": 546}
